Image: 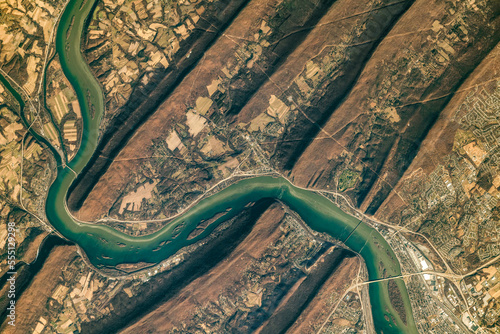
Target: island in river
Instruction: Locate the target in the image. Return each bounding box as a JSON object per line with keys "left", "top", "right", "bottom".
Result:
{"left": 35, "top": 0, "right": 417, "bottom": 332}
{"left": 1, "top": 0, "right": 498, "bottom": 332}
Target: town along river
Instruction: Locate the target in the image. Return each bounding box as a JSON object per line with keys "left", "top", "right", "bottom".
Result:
{"left": 37, "top": 0, "right": 420, "bottom": 332}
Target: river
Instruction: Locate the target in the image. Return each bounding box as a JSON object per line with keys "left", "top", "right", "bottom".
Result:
{"left": 4, "top": 0, "right": 420, "bottom": 332}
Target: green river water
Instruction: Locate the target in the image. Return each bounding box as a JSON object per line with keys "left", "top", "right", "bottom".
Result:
{"left": 3, "top": 0, "right": 420, "bottom": 332}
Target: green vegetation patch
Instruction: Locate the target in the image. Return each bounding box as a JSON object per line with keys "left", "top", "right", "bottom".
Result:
{"left": 338, "top": 169, "right": 360, "bottom": 192}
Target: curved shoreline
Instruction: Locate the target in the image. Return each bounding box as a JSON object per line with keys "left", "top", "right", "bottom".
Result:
{"left": 1, "top": 0, "right": 422, "bottom": 332}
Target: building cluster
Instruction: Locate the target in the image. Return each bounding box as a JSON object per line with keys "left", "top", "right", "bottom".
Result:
{"left": 384, "top": 231, "right": 468, "bottom": 333}
{"left": 463, "top": 264, "right": 500, "bottom": 331}
{"left": 0, "top": 83, "right": 52, "bottom": 273}
{"left": 322, "top": 291, "right": 365, "bottom": 333}
{"left": 35, "top": 211, "right": 334, "bottom": 333}
{"left": 393, "top": 78, "right": 500, "bottom": 332}
{"left": 399, "top": 81, "right": 500, "bottom": 272}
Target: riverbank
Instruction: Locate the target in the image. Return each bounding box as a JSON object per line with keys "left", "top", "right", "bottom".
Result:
{"left": 37, "top": 0, "right": 419, "bottom": 332}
